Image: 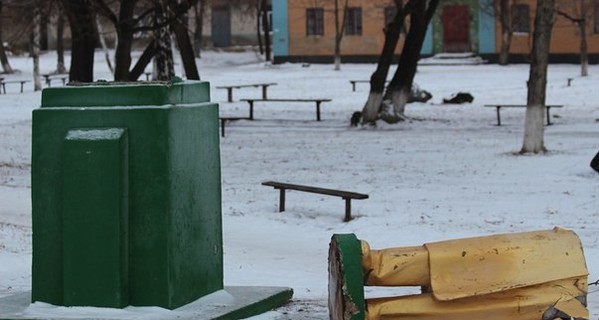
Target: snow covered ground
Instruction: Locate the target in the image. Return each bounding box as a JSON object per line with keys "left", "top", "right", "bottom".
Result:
{"left": 1, "top": 48, "right": 599, "bottom": 319}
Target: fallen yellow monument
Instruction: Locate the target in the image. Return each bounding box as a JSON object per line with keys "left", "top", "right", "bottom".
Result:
{"left": 328, "top": 227, "right": 588, "bottom": 320}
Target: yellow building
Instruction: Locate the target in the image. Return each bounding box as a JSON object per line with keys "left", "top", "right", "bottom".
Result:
{"left": 272, "top": 0, "right": 599, "bottom": 64}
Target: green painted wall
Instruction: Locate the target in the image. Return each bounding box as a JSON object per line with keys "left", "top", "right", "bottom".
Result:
{"left": 32, "top": 81, "right": 223, "bottom": 309}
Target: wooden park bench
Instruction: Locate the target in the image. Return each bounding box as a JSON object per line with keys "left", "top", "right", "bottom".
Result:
{"left": 240, "top": 98, "right": 332, "bottom": 121}
{"left": 261, "top": 181, "right": 368, "bottom": 222}
{"left": 219, "top": 117, "right": 249, "bottom": 137}
{"left": 0, "top": 79, "right": 30, "bottom": 94}
{"left": 42, "top": 74, "right": 68, "bottom": 87}
{"left": 484, "top": 104, "right": 563, "bottom": 126}
{"left": 216, "top": 82, "right": 277, "bottom": 102}
{"left": 349, "top": 80, "right": 389, "bottom": 92}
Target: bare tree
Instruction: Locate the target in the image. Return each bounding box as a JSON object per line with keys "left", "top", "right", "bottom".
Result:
{"left": 361, "top": 0, "right": 410, "bottom": 123}
{"left": 498, "top": 0, "right": 512, "bottom": 65}
{"left": 333, "top": 0, "right": 348, "bottom": 70}
{"left": 60, "top": 0, "right": 97, "bottom": 82}
{"left": 260, "top": 0, "right": 271, "bottom": 61}
{"left": 96, "top": 16, "right": 115, "bottom": 75}
{"left": 55, "top": 8, "right": 67, "bottom": 74}
{"left": 521, "top": 0, "right": 556, "bottom": 154}
{"left": 555, "top": 0, "right": 596, "bottom": 76}
{"left": 193, "top": 0, "right": 205, "bottom": 57}
{"left": 32, "top": 2, "right": 41, "bottom": 90}
{"left": 379, "top": 0, "right": 439, "bottom": 124}
{"left": 0, "top": 0, "right": 14, "bottom": 74}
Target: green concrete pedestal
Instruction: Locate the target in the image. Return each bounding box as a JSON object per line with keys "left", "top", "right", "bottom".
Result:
{"left": 0, "top": 287, "right": 293, "bottom": 320}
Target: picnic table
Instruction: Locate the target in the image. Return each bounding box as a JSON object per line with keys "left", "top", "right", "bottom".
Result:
{"left": 216, "top": 82, "right": 277, "bottom": 102}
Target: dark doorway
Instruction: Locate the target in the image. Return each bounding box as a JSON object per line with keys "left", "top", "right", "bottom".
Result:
{"left": 211, "top": 6, "right": 231, "bottom": 47}
{"left": 441, "top": 5, "right": 470, "bottom": 52}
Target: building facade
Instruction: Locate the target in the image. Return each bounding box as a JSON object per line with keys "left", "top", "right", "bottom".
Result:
{"left": 272, "top": 0, "right": 599, "bottom": 63}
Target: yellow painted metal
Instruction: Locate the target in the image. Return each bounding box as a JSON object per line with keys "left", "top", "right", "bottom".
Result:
{"left": 361, "top": 242, "right": 430, "bottom": 286}
{"left": 365, "top": 277, "right": 587, "bottom": 320}
{"left": 358, "top": 227, "right": 589, "bottom": 320}
{"left": 425, "top": 227, "right": 587, "bottom": 301}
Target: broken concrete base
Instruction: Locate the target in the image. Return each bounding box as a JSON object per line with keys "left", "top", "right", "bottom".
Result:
{"left": 0, "top": 286, "right": 293, "bottom": 320}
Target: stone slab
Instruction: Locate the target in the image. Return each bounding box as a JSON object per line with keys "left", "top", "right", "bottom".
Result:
{"left": 0, "top": 286, "right": 293, "bottom": 320}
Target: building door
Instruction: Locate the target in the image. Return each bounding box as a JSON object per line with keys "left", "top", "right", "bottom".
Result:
{"left": 211, "top": 6, "right": 231, "bottom": 47}
{"left": 441, "top": 5, "right": 470, "bottom": 52}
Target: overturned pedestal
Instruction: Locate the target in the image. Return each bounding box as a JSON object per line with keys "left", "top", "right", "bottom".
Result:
{"left": 329, "top": 227, "right": 588, "bottom": 320}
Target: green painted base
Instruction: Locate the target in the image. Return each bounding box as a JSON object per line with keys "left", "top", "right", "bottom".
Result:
{"left": 328, "top": 234, "right": 365, "bottom": 320}
{"left": 0, "top": 286, "right": 293, "bottom": 320}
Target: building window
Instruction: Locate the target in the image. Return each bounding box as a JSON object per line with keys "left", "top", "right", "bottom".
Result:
{"left": 345, "top": 7, "right": 362, "bottom": 35}
{"left": 306, "top": 8, "right": 324, "bottom": 36}
{"left": 511, "top": 4, "right": 530, "bottom": 33}
{"left": 595, "top": 5, "right": 599, "bottom": 34}
{"left": 384, "top": 6, "right": 396, "bottom": 26}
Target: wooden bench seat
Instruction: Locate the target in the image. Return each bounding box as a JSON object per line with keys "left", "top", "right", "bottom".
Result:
{"left": 484, "top": 104, "right": 563, "bottom": 126}
{"left": 0, "top": 80, "right": 31, "bottom": 94}
{"left": 42, "top": 74, "right": 68, "bottom": 87}
{"left": 219, "top": 117, "right": 249, "bottom": 137}
{"left": 240, "top": 98, "right": 332, "bottom": 121}
{"left": 262, "top": 181, "right": 368, "bottom": 222}
{"left": 216, "top": 82, "right": 277, "bottom": 102}
{"left": 349, "top": 80, "right": 389, "bottom": 92}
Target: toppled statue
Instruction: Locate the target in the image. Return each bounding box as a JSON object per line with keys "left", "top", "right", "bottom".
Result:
{"left": 328, "top": 227, "right": 588, "bottom": 320}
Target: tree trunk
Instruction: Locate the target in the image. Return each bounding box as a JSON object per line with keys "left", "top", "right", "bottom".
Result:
{"left": 578, "top": 19, "right": 588, "bottom": 77}
{"left": 383, "top": 0, "right": 439, "bottom": 123}
{"left": 0, "top": 0, "right": 14, "bottom": 74}
{"left": 152, "top": 0, "right": 175, "bottom": 81}
{"left": 172, "top": 8, "right": 200, "bottom": 80}
{"left": 61, "top": 0, "right": 96, "bottom": 82}
{"left": 333, "top": 0, "right": 349, "bottom": 71}
{"left": 261, "top": 0, "right": 271, "bottom": 61}
{"left": 521, "top": 0, "right": 555, "bottom": 154}
{"left": 498, "top": 0, "right": 512, "bottom": 65}
{"left": 40, "top": 13, "right": 48, "bottom": 51}
{"left": 130, "top": 40, "right": 156, "bottom": 80}
{"left": 96, "top": 17, "right": 114, "bottom": 75}
{"left": 194, "top": 0, "right": 205, "bottom": 57}
{"left": 113, "top": 0, "right": 136, "bottom": 81}
{"left": 32, "top": 4, "right": 42, "bottom": 91}
{"left": 257, "top": 4, "right": 263, "bottom": 55}
{"left": 56, "top": 12, "right": 67, "bottom": 74}
{"left": 361, "top": 0, "right": 408, "bottom": 124}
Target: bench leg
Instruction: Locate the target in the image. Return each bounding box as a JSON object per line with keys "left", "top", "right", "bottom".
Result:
{"left": 278, "top": 188, "right": 286, "bottom": 212}
{"left": 1, "top": 83, "right": 5, "bottom": 94}
{"left": 495, "top": 106, "right": 501, "bottom": 126}
{"left": 227, "top": 88, "right": 233, "bottom": 102}
{"left": 249, "top": 101, "right": 254, "bottom": 120}
{"left": 344, "top": 198, "right": 352, "bottom": 222}
{"left": 351, "top": 82, "right": 356, "bottom": 92}
{"left": 262, "top": 85, "right": 268, "bottom": 99}
{"left": 20, "top": 82, "right": 24, "bottom": 93}
{"left": 316, "top": 102, "right": 321, "bottom": 121}
{"left": 546, "top": 107, "right": 551, "bottom": 125}
{"left": 220, "top": 119, "right": 226, "bottom": 137}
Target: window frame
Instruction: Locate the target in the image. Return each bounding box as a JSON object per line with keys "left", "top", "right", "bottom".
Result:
{"left": 306, "top": 8, "right": 324, "bottom": 36}
{"left": 344, "top": 7, "right": 363, "bottom": 36}
{"left": 511, "top": 4, "right": 530, "bottom": 34}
